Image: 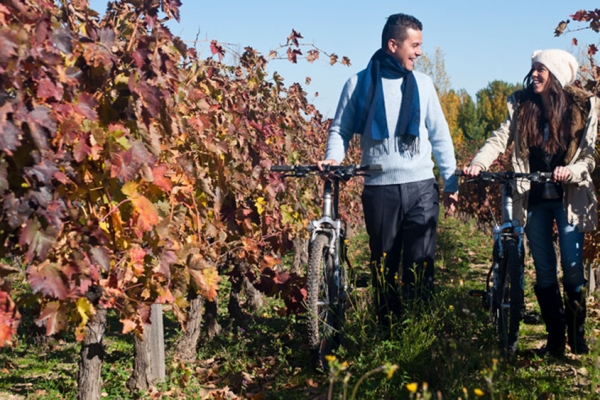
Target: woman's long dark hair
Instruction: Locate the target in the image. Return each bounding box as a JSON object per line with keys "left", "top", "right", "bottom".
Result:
{"left": 519, "top": 69, "right": 572, "bottom": 155}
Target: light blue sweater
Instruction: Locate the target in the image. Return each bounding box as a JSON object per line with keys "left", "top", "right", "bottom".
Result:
{"left": 325, "top": 69, "right": 458, "bottom": 193}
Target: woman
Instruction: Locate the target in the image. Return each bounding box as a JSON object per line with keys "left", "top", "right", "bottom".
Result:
{"left": 463, "top": 49, "right": 598, "bottom": 357}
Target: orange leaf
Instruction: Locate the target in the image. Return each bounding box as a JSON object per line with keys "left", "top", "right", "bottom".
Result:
{"left": 131, "top": 194, "right": 159, "bottom": 232}
{"left": 120, "top": 318, "right": 137, "bottom": 334}
{"left": 189, "top": 267, "right": 221, "bottom": 302}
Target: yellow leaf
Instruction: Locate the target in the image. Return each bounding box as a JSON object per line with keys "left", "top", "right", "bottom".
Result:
{"left": 121, "top": 181, "right": 138, "bottom": 196}
{"left": 255, "top": 197, "right": 266, "bottom": 215}
{"left": 76, "top": 297, "right": 95, "bottom": 327}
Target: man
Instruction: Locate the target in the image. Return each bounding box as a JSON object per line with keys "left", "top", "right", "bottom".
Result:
{"left": 318, "top": 13, "right": 458, "bottom": 324}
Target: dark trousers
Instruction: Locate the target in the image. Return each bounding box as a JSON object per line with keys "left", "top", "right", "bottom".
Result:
{"left": 362, "top": 179, "right": 440, "bottom": 317}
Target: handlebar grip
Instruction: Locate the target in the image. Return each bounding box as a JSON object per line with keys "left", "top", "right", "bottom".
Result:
{"left": 363, "top": 164, "right": 383, "bottom": 172}
{"left": 270, "top": 165, "right": 296, "bottom": 172}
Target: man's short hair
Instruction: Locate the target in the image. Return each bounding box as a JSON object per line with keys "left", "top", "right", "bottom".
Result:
{"left": 381, "top": 13, "right": 423, "bottom": 49}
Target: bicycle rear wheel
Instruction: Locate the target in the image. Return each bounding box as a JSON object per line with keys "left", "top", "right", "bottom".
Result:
{"left": 305, "top": 233, "right": 342, "bottom": 371}
{"left": 495, "top": 239, "right": 524, "bottom": 356}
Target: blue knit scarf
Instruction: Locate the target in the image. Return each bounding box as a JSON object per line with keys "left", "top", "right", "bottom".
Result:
{"left": 353, "top": 48, "right": 420, "bottom": 155}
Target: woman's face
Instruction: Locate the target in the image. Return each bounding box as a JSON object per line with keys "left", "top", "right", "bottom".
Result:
{"left": 531, "top": 62, "right": 551, "bottom": 94}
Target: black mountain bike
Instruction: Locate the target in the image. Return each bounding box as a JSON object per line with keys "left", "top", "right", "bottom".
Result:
{"left": 270, "top": 163, "right": 382, "bottom": 370}
{"left": 456, "top": 170, "right": 553, "bottom": 356}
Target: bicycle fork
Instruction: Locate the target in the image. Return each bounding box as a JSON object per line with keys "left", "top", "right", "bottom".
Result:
{"left": 307, "top": 179, "right": 345, "bottom": 306}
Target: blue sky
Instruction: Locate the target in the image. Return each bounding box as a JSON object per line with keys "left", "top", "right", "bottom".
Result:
{"left": 89, "top": 1, "right": 599, "bottom": 118}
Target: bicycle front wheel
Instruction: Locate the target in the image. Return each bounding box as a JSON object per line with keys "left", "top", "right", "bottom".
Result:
{"left": 306, "top": 233, "right": 341, "bottom": 371}
{"left": 496, "top": 238, "right": 524, "bottom": 356}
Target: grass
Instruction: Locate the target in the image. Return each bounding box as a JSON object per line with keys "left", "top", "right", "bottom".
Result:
{"left": 0, "top": 212, "right": 599, "bottom": 399}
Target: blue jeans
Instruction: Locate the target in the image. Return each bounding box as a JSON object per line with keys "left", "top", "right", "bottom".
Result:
{"left": 525, "top": 200, "right": 585, "bottom": 292}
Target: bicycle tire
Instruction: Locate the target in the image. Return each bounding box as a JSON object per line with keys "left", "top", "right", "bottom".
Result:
{"left": 305, "top": 233, "right": 342, "bottom": 371}
{"left": 496, "top": 239, "right": 524, "bottom": 356}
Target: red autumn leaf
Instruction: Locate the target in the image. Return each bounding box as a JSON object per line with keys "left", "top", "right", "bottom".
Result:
{"left": 210, "top": 40, "right": 225, "bottom": 61}
{"left": 589, "top": 44, "right": 598, "bottom": 56}
{"left": 36, "top": 77, "right": 63, "bottom": 101}
{"left": 73, "top": 134, "right": 92, "bottom": 162}
{"left": 35, "top": 301, "right": 68, "bottom": 336}
{"left": 161, "top": 0, "right": 182, "bottom": 21}
{"left": 286, "top": 29, "right": 303, "bottom": 47}
{"left": 151, "top": 164, "right": 172, "bottom": 191}
{"left": 341, "top": 56, "right": 352, "bottom": 67}
{"left": 74, "top": 93, "right": 98, "bottom": 121}
{"left": 0, "top": 287, "right": 20, "bottom": 346}
{"left": 287, "top": 47, "right": 301, "bottom": 64}
{"left": 27, "top": 261, "right": 69, "bottom": 300}
{"left": 19, "top": 218, "right": 56, "bottom": 264}
{"left": 570, "top": 10, "right": 588, "bottom": 21}
{"left": 329, "top": 53, "right": 339, "bottom": 66}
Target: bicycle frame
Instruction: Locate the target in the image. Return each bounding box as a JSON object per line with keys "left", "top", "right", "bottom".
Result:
{"left": 494, "top": 178, "right": 524, "bottom": 260}
{"left": 307, "top": 179, "right": 344, "bottom": 295}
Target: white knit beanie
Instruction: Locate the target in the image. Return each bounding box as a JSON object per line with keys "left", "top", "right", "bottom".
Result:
{"left": 531, "top": 49, "right": 579, "bottom": 87}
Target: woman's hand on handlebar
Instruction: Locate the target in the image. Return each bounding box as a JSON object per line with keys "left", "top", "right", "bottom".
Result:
{"left": 553, "top": 166, "right": 571, "bottom": 182}
{"left": 317, "top": 159, "right": 338, "bottom": 171}
{"left": 462, "top": 165, "right": 482, "bottom": 178}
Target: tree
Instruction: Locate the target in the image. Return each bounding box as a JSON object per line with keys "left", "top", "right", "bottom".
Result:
{"left": 476, "top": 80, "right": 520, "bottom": 135}
{"left": 417, "top": 46, "right": 451, "bottom": 95}
{"left": 456, "top": 89, "right": 485, "bottom": 152}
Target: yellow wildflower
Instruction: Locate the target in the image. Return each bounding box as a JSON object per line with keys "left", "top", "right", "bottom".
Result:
{"left": 406, "top": 382, "right": 418, "bottom": 393}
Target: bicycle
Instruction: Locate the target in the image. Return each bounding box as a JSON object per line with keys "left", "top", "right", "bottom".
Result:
{"left": 270, "top": 163, "right": 382, "bottom": 370}
{"left": 456, "top": 169, "right": 553, "bottom": 357}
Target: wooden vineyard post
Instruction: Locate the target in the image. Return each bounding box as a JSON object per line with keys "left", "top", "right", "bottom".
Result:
{"left": 150, "top": 303, "right": 166, "bottom": 382}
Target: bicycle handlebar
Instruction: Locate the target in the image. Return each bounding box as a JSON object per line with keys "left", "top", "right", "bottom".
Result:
{"left": 270, "top": 164, "right": 383, "bottom": 178}
{"left": 454, "top": 169, "right": 553, "bottom": 183}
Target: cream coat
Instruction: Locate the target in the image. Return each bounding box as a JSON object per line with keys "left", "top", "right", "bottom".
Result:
{"left": 470, "top": 91, "right": 598, "bottom": 232}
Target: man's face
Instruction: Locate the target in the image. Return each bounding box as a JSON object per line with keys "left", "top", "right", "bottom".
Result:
{"left": 387, "top": 28, "right": 422, "bottom": 71}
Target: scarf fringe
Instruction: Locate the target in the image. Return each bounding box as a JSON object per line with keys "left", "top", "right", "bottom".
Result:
{"left": 398, "top": 135, "right": 420, "bottom": 157}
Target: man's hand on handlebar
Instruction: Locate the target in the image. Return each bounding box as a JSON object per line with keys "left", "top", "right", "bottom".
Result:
{"left": 317, "top": 159, "right": 338, "bottom": 171}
